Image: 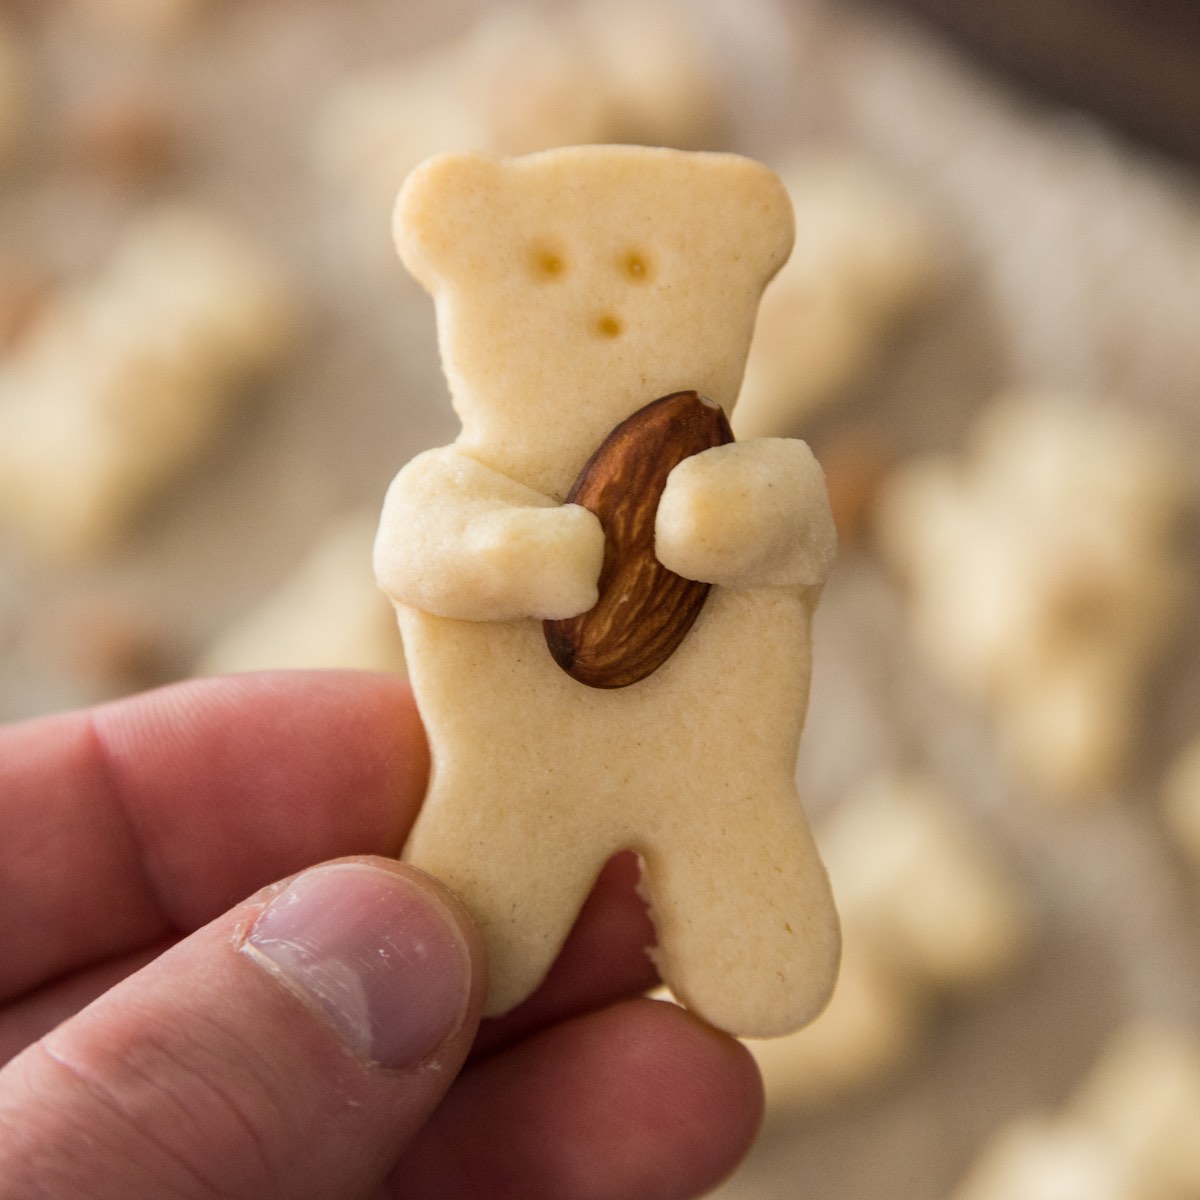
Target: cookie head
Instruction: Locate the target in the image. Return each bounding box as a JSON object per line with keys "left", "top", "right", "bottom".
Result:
{"left": 394, "top": 146, "right": 794, "bottom": 490}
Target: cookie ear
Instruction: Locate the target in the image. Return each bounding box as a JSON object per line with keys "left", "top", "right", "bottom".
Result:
{"left": 722, "top": 156, "right": 795, "bottom": 286}
{"left": 393, "top": 151, "right": 503, "bottom": 292}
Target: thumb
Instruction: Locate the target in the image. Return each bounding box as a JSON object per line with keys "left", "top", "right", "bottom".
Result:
{"left": 0, "top": 858, "right": 485, "bottom": 1200}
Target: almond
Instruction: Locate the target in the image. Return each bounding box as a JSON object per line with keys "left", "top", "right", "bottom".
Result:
{"left": 544, "top": 390, "right": 733, "bottom": 688}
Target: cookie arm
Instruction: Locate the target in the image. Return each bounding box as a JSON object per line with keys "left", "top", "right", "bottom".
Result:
{"left": 655, "top": 438, "right": 836, "bottom": 589}
{"left": 374, "top": 447, "right": 604, "bottom": 622}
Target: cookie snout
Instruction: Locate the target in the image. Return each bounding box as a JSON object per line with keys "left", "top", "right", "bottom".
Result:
{"left": 594, "top": 311, "right": 625, "bottom": 339}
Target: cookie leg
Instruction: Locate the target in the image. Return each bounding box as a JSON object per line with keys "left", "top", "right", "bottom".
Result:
{"left": 640, "top": 798, "right": 840, "bottom": 1039}
{"left": 403, "top": 786, "right": 611, "bottom": 1016}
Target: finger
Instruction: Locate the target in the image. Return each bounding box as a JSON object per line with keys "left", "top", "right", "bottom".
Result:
{"left": 0, "top": 942, "right": 170, "bottom": 1067}
{"left": 2, "top": 851, "right": 657, "bottom": 1069}
{"left": 474, "top": 851, "right": 659, "bottom": 1058}
{"left": 393, "top": 997, "right": 764, "bottom": 1200}
{"left": 0, "top": 858, "right": 485, "bottom": 1200}
{"left": 0, "top": 671, "right": 427, "bottom": 1000}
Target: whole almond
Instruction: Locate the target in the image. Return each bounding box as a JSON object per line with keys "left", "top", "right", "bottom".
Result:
{"left": 544, "top": 390, "right": 733, "bottom": 688}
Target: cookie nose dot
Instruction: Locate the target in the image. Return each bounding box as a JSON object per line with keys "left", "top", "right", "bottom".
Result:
{"left": 596, "top": 314, "right": 623, "bottom": 338}
{"left": 623, "top": 250, "right": 651, "bottom": 280}
{"left": 531, "top": 245, "right": 565, "bottom": 279}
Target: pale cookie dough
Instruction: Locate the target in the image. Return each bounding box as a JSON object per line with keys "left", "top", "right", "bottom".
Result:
{"left": 876, "top": 392, "right": 1189, "bottom": 800}
{"left": 375, "top": 145, "right": 839, "bottom": 1037}
{"left": 747, "top": 936, "right": 924, "bottom": 1110}
{"left": 0, "top": 205, "right": 296, "bottom": 561}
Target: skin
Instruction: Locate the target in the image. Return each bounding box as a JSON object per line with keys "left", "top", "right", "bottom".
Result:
{"left": 0, "top": 671, "right": 763, "bottom": 1200}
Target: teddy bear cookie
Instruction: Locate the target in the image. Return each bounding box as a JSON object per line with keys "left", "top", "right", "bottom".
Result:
{"left": 374, "top": 145, "right": 840, "bottom": 1038}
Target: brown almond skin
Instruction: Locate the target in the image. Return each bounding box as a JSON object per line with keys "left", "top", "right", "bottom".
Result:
{"left": 544, "top": 390, "right": 733, "bottom": 689}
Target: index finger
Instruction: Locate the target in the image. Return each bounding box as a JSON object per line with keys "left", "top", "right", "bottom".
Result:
{"left": 0, "top": 671, "right": 428, "bottom": 1002}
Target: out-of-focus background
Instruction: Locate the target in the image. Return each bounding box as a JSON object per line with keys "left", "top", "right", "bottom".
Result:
{"left": 2, "top": 1, "right": 1199, "bottom": 1196}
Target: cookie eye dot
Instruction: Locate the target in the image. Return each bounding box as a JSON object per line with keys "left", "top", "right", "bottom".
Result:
{"left": 623, "top": 250, "right": 651, "bottom": 280}
{"left": 596, "top": 314, "right": 623, "bottom": 338}
{"left": 531, "top": 245, "right": 566, "bottom": 278}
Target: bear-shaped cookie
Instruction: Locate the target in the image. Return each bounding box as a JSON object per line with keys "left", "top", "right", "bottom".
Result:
{"left": 374, "top": 145, "right": 839, "bottom": 1038}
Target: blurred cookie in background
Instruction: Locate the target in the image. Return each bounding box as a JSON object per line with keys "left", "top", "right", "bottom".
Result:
{"left": 951, "top": 1021, "right": 1200, "bottom": 1200}
{"left": 0, "top": 205, "right": 299, "bottom": 563}
{"left": 748, "top": 770, "right": 1032, "bottom": 1108}
{"left": 735, "top": 148, "right": 948, "bottom": 439}
{"left": 197, "top": 510, "right": 405, "bottom": 678}
{"left": 311, "top": 0, "right": 732, "bottom": 269}
{"left": 875, "top": 392, "right": 1191, "bottom": 801}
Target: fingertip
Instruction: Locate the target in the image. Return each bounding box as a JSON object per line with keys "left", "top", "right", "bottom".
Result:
{"left": 239, "top": 856, "right": 485, "bottom": 1071}
{"left": 398, "top": 996, "right": 765, "bottom": 1200}
{"left": 617, "top": 998, "right": 766, "bottom": 1187}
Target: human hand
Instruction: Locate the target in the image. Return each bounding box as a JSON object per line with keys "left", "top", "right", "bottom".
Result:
{"left": 0, "top": 672, "right": 761, "bottom": 1199}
